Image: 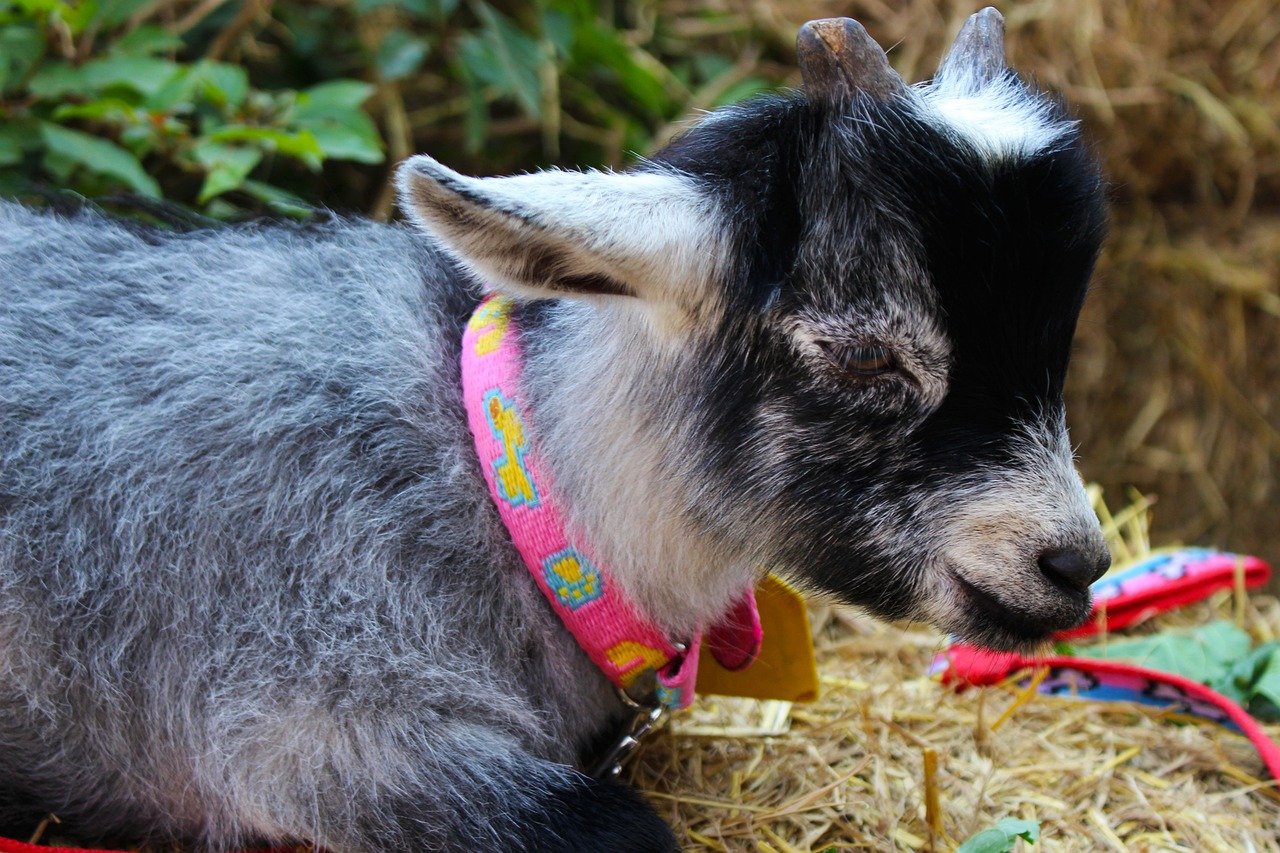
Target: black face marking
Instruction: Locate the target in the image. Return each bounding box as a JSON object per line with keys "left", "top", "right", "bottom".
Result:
{"left": 649, "top": 86, "right": 1106, "bottom": 647}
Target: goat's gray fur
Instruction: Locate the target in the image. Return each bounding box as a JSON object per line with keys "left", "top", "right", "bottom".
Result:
{"left": 0, "top": 10, "right": 1109, "bottom": 851}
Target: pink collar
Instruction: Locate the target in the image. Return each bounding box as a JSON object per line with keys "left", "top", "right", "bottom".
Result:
{"left": 461, "top": 296, "right": 761, "bottom": 709}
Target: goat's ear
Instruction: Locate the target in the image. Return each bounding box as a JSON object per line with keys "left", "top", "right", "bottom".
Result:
{"left": 396, "top": 155, "right": 725, "bottom": 309}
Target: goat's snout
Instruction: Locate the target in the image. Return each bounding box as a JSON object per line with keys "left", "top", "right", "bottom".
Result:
{"left": 1038, "top": 545, "right": 1111, "bottom": 594}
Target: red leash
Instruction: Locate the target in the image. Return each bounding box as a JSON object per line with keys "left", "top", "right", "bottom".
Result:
{"left": 0, "top": 842, "right": 302, "bottom": 853}
{"left": 0, "top": 843, "right": 300, "bottom": 853}
{"left": 935, "top": 548, "right": 1280, "bottom": 779}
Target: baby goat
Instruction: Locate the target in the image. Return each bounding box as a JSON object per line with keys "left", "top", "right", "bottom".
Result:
{"left": 0, "top": 9, "right": 1107, "bottom": 852}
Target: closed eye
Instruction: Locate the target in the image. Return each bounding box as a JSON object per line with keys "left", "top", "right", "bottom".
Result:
{"left": 819, "top": 342, "right": 897, "bottom": 377}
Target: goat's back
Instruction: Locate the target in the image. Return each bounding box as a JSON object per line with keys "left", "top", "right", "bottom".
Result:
{"left": 0, "top": 204, "right": 612, "bottom": 846}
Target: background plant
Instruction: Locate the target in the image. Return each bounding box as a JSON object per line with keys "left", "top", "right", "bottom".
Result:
{"left": 0, "top": 0, "right": 785, "bottom": 218}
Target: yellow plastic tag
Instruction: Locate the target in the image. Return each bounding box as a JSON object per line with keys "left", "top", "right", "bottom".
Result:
{"left": 697, "top": 574, "right": 820, "bottom": 703}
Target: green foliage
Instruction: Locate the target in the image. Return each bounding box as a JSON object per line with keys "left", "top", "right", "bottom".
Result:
{"left": 1088, "top": 620, "right": 1280, "bottom": 721}
{"left": 0, "top": 1, "right": 786, "bottom": 216}
{"left": 0, "top": 1, "right": 385, "bottom": 215}
{"left": 956, "top": 818, "right": 1041, "bottom": 853}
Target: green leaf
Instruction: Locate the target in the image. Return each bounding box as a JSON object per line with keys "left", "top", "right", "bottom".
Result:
{"left": 81, "top": 55, "right": 181, "bottom": 99}
{"left": 294, "top": 79, "right": 375, "bottom": 120}
{"left": 51, "top": 97, "right": 139, "bottom": 123}
{"left": 191, "top": 59, "right": 249, "bottom": 110}
{"left": 465, "top": 3, "right": 544, "bottom": 118}
{"left": 27, "top": 61, "right": 87, "bottom": 99}
{"left": 38, "top": 121, "right": 160, "bottom": 196}
{"left": 43, "top": 1, "right": 97, "bottom": 35}
{"left": 191, "top": 141, "right": 263, "bottom": 203}
{"left": 305, "top": 118, "right": 384, "bottom": 164}
{"left": 208, "top": 126, "right": 325, "bottom": 171}
{"left": 142, "top": 60, "right": 250, "bottom": 112}
{"left": 1249, "top": 649, "right": 1280, "bottom": 721}
{"left": 29, "top": 54, "right": 181, "bottom": 101}
{"left": 289, "top": 82, "right": 383, "bottom": 164}
{"left": 375, "top": 30, "right": 429, "bottom": 81}
{"left": 109, "top": 25, "right": 183, "bottom": 57}
{"left": 0, "top": 121, "right": 33, "bottom": 166}
{"left": 957, "top": 818, "right": 1041, "bottom": 853}
{"left": 570, "top": 21, "right": 672, "bottom": 116}
{"left": 92, "top": 0, "right": 155, "bottom": 28}
{"left": 0, "top": 25, "right": 45, "bottom": 94}
{"left": 540, "top": 7, "right": 575, "bottom": 58}
{"left": 1094, "top": 621, "right": 1254, "bottom": 687}
{"left": 144, "top": 65, "right": 195, "bottom": 111}
{"left": 239, "top": 178, "right": 314, "bottom": 218}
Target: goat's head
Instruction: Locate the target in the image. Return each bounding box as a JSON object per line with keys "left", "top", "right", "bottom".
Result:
{"left": 399, "top": 8, "right": 1109, "bottom": 650}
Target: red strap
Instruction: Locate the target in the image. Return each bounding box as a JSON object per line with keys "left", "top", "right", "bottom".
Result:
{"left": 1060, "top": 549, "right": 1271, "bottom": 639}
{"left": 705, "top": 590, "right": 763, "bottom": 672}
{"left": 0, "top": 842, "right": 297, "bottom": 853}
{"left": 937, "top": 646, "right": 1280, "bottom": 780}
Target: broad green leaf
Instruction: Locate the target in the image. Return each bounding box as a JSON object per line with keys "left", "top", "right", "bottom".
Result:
{"left": 52, "top": 97, "right": 138, "bottom": 122}
{"left": 540, "top": 7, "right": 575, "bottom": 58}
{"left": 0, "top": 25, "right": 44, "bottom": 94}
{"left": 375, "top": 30, "right": 429, "bottom": 81}
{"left": 294, "top": 80, "right": 375, "bottom": 120}
{"left": 305, "top": 119, "right": 384, "bottom": 164}
{"left": 32, "top": 55, "right": 181, "bottom": 102}
{"left": 42, "top": 146, "right": 76, "bottom": 183}
{"left": 144, "top": 65, "right": 197, "bottom": 111}
{"left": 39, "top": 121, "right": 160, "bottom": 196}
{"left": 468, "top": 3, "right": 543, "bottom": 118}
{"left": 191, "top": 60, "right": 249, "bottom": 110}
{"left": 109, "top": 25, "right": 183, "bottom": 57}
{"left": 143, "top": 60, "right": 249, "bottom": 112}
{"left": 80, "top": 55, "right": 181, "bottom": 99}
{"left": 1095, "top": 621, "right": 1253, "bottom": 686}
{"left": 571, "top": 21, "right": 672, "bottom": 116}
{"left": 1212, "top": 637, "right": 1277, "bottom": 706}
{"left": 92, "top": 0, "right": 155, "bottom": 28}
{"left": 1249, "top": 648, "right": 1280, "bottom": 721}
{"left": 0, "top": 122, "right": 33, "bottom": 166}
{"left": 239, "top": 178, "right": 314, "bottom": 218}
{"left": 27, "top": 61, "right": 87, "bottom": 99}
{"left": 192, "top": 142, "right": 262, "bottom": 202}
{"left": 43, "top": 1, "right": 97, "bottom": 35}
{"left": 957, "top": 818, "right": 1041, "bottom": 853}
{"left": 209, "top": 126, "right": 325, "bottom": 171}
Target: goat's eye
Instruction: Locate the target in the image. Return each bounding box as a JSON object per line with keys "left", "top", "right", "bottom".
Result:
{"left": 820, "top": 342, "right": 896, "bottom": 377}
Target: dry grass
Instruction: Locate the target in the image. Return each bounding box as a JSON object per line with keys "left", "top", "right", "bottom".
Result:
{"left": 629, "top": 491, "right": 1280, "bottom": 851}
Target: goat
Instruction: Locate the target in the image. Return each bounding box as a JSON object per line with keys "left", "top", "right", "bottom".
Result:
{"left": 0, "top": 9, "right": 1108, "bottom": 852}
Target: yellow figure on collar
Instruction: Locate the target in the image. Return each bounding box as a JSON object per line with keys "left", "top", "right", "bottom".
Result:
{"left": 484, "top": 389, "right": 539, "bottom": 508}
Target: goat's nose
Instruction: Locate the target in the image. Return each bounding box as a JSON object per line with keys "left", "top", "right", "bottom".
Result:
{"left": 1038, "top": 547, "right": 1111, "bottom": 594}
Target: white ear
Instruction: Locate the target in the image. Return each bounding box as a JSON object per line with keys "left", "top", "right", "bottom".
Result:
{"left": 396, "top": 155, "right": 726, "bottom": 309}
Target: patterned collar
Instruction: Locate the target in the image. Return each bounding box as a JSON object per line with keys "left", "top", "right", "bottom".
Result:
{"left": 460, "top": 295, "right": 761, "bottom": 709}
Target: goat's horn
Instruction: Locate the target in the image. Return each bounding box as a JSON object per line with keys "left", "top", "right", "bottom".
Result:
{"left": 936, "top": 7, "right": 1007, "bottom": 90}
{"left": 797, "top": 18, "right": 907, "bottom": 103}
